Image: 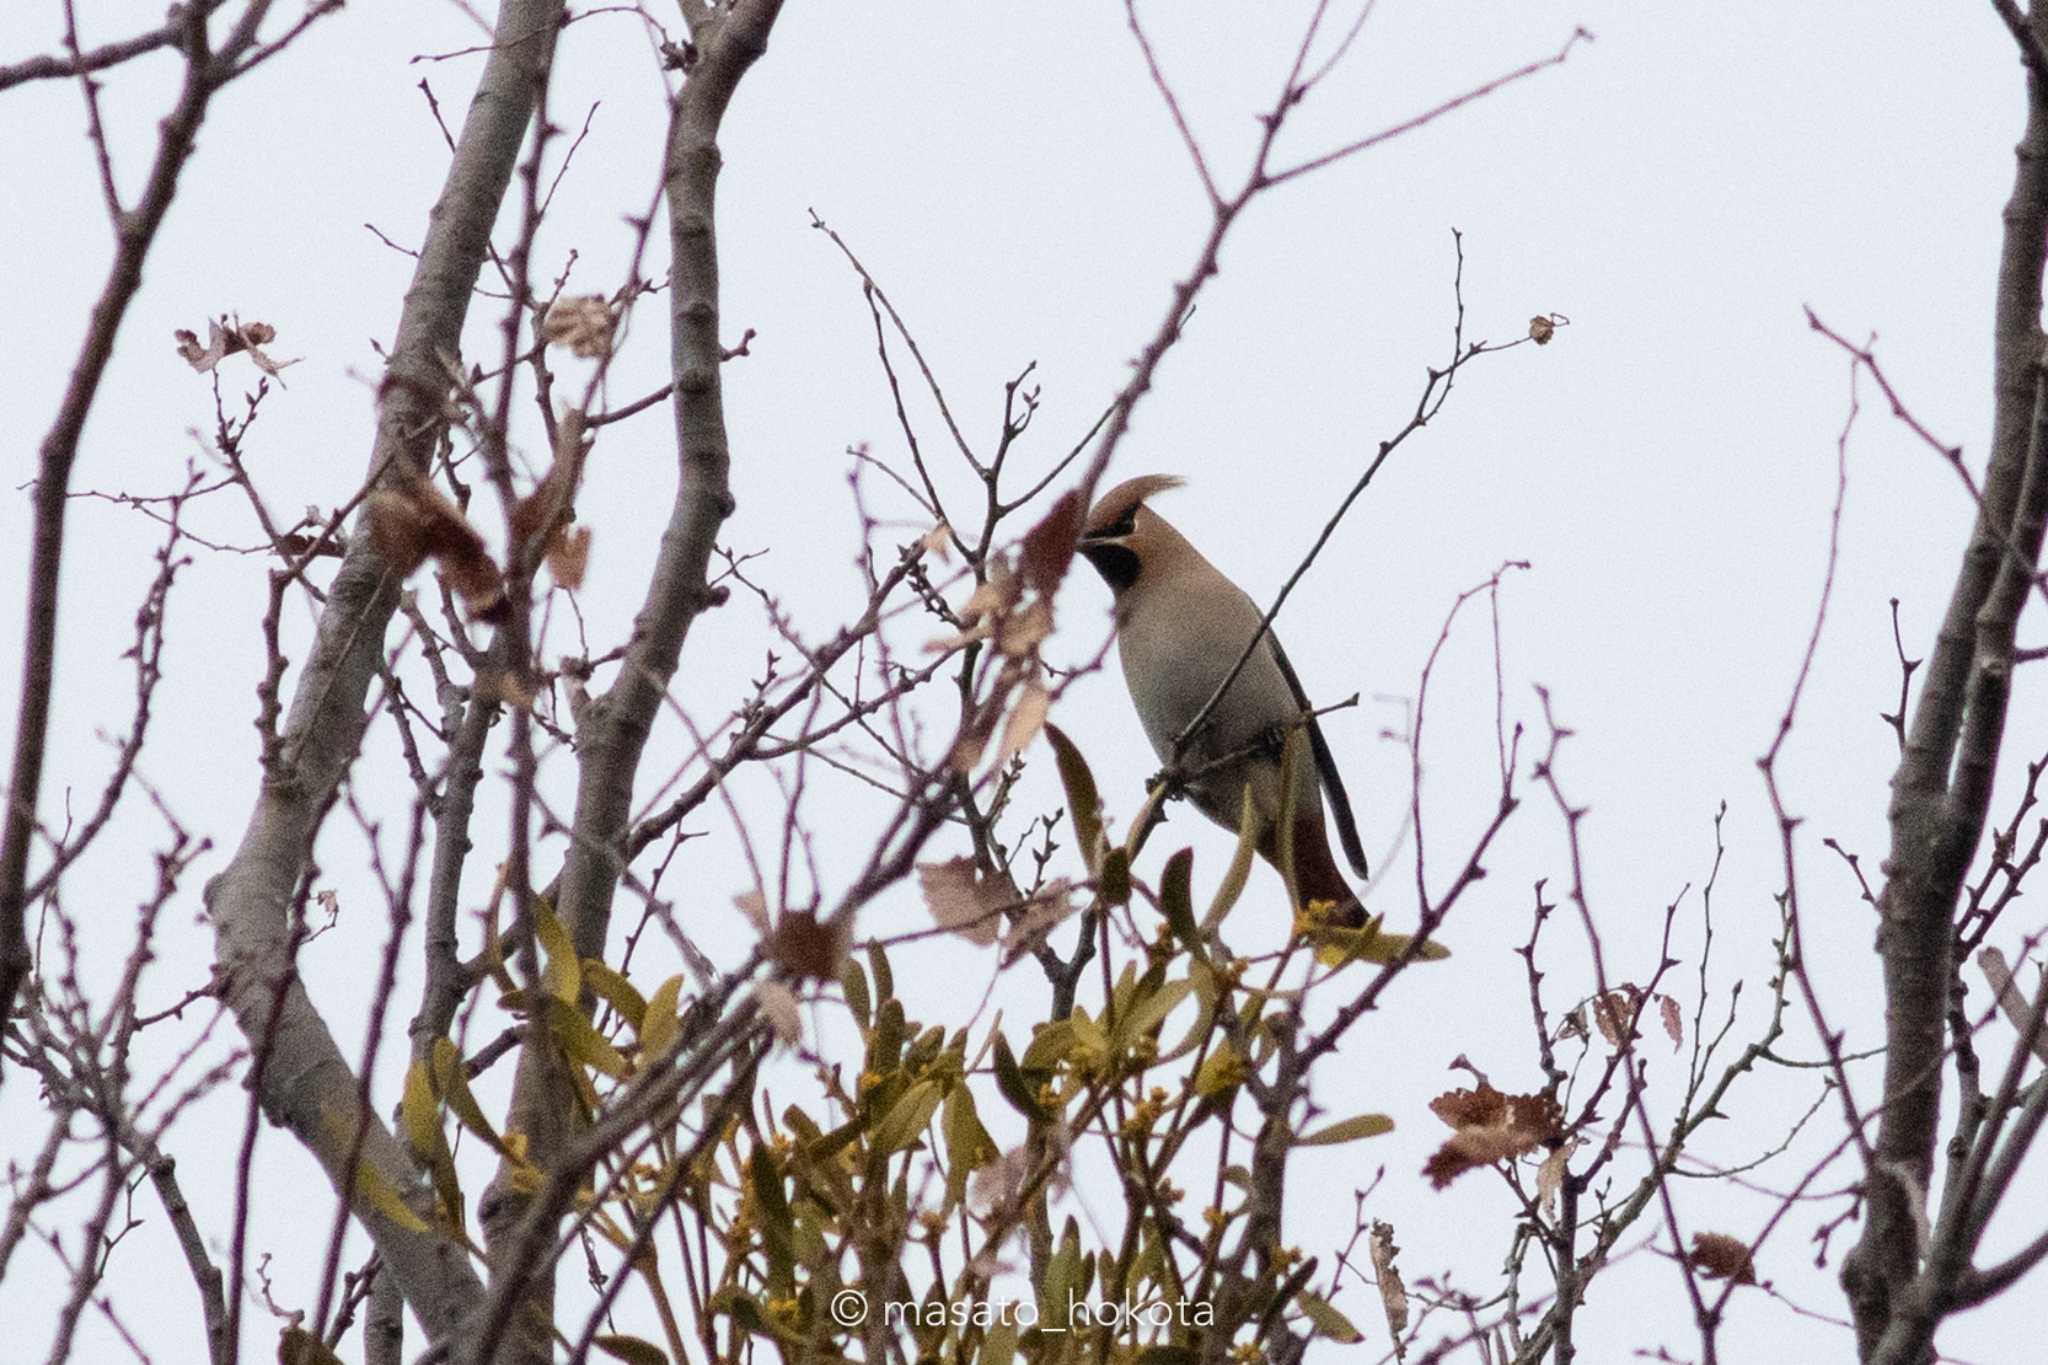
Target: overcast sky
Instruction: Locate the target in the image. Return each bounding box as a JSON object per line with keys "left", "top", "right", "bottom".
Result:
{"left": 4, "top": 1, "right": 2045, "bottom": 1361}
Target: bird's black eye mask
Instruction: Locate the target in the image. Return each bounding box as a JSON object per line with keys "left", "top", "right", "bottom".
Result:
{"left": 1078, "top": 537, "right": 1141, "bottom": 593}
{"left": 1083, "top": 508, "right": 1139, "bottom": 542}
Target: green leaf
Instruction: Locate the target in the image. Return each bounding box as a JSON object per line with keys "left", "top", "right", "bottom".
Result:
{"left": 1118, "top": 977, "right": 1194, "bottom": 1048}
{"left": 355, "top": 1156, "right": 429, "bottom": 1233}
{"left": 871, "top": 997, "right": 907, "bottom": 1071}
{"left": 545, "top": 997, "right": 630, "bottom": 1079}
{"left": 1156, "top": 958, "right": 1218, "bottom": 1064}
{"left": 430, "top": 1037, "right": 508, "bottom": 1156}
{"left": 1040, "top": 1217, "right": 1082, "bottom": 1331}
{"left": 400, "top": 1058, "right": 441, "bottom": 1162}
{"left": 1020, "top": 1017, "right": 1075, "bottom": 1071}
{"left": 1160, "top": 846, "right": 1197, "bottom": 947}
{"left": 535, "top": 899, "right": 580, "bottom": 1004}
{"left": 721, "top": 1290, "right": 801, "bottom": 1343}
{"left": 1099, "top": 845, "right": 1131, "bottom": 907}
{"left": 980, "top": 1321, "right": 1019, "bottom": 1365}
{"left": 992, "top": 1032, "right": 1050, "bottom": 1124}
{"left": 1068, "top": 1010, "right": 1111, "bottom": 1072}
{"left": 278, "top": 1324, "right": 346, "bottom": 1365}
{"left": 1297, "top": 1113, "right": 1396, "bottom": 1145}
{"left": 841, "top": 958, "right": 871, "bottom": 1032}
{"left": 640, "top": 975, "right": 683, "bottom": 1061}
{"left": 1275, "top": 730, "right": 1305, "bottom": 907}
{"left": 750, "top": 1146, "right": 795, "bottom": 1286}
{"left": 1193, "top": 1039, "right": 1246, "bottom": 1098}
{"left": 867, "top": 941, "right": 895, "bottom": 1002}
{"left": 943, "top": 1084, "right": 999, "bottom": 1204}
{"left": 1298, "top": 1290, "right": 1364, "bottom": 1343}
{"left": 871, "top": 1078, "right": 945, "bottom": 1154}
{"left": 1309, "top": 920, "right": 1452, "bottom": 968}
{"left": 1045, "top": 722, "right": 1105, "bottom": 873}
{"left": 583, "top": 959, "right": 647, "bottom": 1030}
{"left": 593, "top": 1335, "right": 669, "bottom": 1365}
{"left": 1204, "top": 787, "right": 1260, "bottom": 931}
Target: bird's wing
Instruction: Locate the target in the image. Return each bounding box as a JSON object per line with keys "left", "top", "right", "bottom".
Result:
{"left": 1266, "top": 634, "right": 1370, "bottom": 880}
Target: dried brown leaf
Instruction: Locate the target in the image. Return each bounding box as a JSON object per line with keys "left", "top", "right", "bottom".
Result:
{"left": 733, "top": 889, "right": 771, "bottom": 937}
{"left": 1537, "top": 1141, "right": 1571, "bottom": 1218}
{"left": 174, "top": 316, "right": 299, "bottom": 383}
{"left": 917, "top": 856, "right": 1006, "bottom": 947}
{"left": 1018, "top": 490, "right": 1083, "bottom": 597}
{"left": 1423, "top": 1085, "right": 1563, "bottom": 1189}
{"left": 547, "top": 525, "right": 592, "bottom": 589}
{"left": 1368, "top": 1221, "right": 1409, "bottom": 1355}
{"left": 1685, "top": 1231, "right": 1756, "bottom": 1285}
{"left": 958, "top": 565, "right": 1018, "bottom": 624}
{"left": 1000, "top": 880, "right": 1076, "bottom": 960}
{"left": 1591, "top": 986, "right": 1642, "bottom": 1048}
{"left": 472, "top": 667, "right": 536, "bottom": 709}
{"left": 541, "top": 295, "right": 617, "bottom": 358}
{"left": 754, "top": 981, "right": 802, "bottom": 1045}
{"left": 1558, "top": 1004, "right": 1588, "bottom": 1041}
{"left": 924, "top": 620, "right": 992, "bottom": 654}
{"left": 996, "top": 599, "right": 1053, "bottom": 657}
{"left": 365, "top": 478, "right": 502, "bottom": 614}
{"left": 996, "top": 684, "right": 1050, "bottom": 766}
{"left": 1529, "top": 315, "right": 1556, "bottom": 345}
{"left": 1658, "top": 992, "right": 1683, "bottom": 1050}
{"left": 769, "top": 911, "right": 848, "bottom": 981}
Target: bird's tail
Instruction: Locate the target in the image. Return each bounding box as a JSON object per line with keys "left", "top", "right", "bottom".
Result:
{"left": 1273, "top": 814, "right": 1368, "bottom": 930}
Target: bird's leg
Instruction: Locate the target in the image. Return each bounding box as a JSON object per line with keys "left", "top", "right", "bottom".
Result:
{"left": 1147, "top": 763, "right": 1189, "bottom": 802}
{"left": 1255, "top": 718, "right": 1294, "bottom": 760}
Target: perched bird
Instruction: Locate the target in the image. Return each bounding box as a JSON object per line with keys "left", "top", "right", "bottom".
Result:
{"left": 1076, "top": 475, "right": 1371, "bottom": 927}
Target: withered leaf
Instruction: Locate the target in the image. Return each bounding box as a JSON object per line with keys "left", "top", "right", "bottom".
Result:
{"left": 174, "top": 315, "right": 301, "bottom": 383}
{"left": 958, "top": 565, "right": 1019, "bottom": 624}
{"left": 1529, "top": 315, "right": 1556, "bottom": 345}
{"left": 1000, "top": 880, "right": 1076, "bottom": 961}
{"left": 754, "top": 981, "right": 802, "bottom": 1044}
{"left": 1368, "top": 1220, "right": 1409, "bottom": 1355}
{"left": 1658, "top": 992, "right": 1683, "bottom": 1050}
{"left": 995, "top": 683, "right": 1050, "bottom": 766}
{"left": 1536, "top": 1141, "right": 1572, "bottom": 1218}
{"left": 510, "top": 408, "right": 589, "bottom": 547}
{"left": 733, "top": 889, "right": 771, "bottom": 936}
{"left": 996, "top": 599, "right": 1053, "bottom": 658}
{"left": 366, "top": 477, "right": 503, "bottom": 615}
{"left": 1685, "top": 1231, "right": 1756, "bottom": 1285}
{"left": 917, "top": 856, "right": 1006, "bottom": 947}
{"left": 540, "top": 295, "right": 618, "bottom": 358}
{"left": 472, "top": 668, "right": 536, "bottom": 709}
{"left": 1423, "top": 1084, "right": 1563, "bottom": 1189}
{"left": 547, "top": 525, "right": 591, "bottom": 589}
{"left": 1018, "top": 490, "right": 1083, "bottom": 597}
{"left": 949, "top": 696, "right": 1003, "bottom": 773}
{"left": 769, "top": 910, "right": 848, "bottom": 981}
{"left": 1591, "top": 986, "right": 1642, "bottom": 1048}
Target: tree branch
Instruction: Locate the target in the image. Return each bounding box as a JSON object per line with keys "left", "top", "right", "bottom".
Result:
{"left": 198, "top": 0, "right": 567, "bottom": 1343}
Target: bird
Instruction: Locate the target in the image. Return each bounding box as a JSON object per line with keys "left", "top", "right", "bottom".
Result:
{"left": 1075, "top": 474, "right": 1372, "bottom": 928}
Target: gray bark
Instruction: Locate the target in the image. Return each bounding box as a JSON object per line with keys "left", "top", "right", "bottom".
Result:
{"left": 200, "top": 0, "right": 564, "bottom": 1345}
{"left": 1843, "top": 7, "right": 2048, "bottom": 1358}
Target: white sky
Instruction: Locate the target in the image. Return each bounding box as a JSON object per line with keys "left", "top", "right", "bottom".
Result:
{"left": 4, "top": 2, "right": 2044, "bottom": 1362}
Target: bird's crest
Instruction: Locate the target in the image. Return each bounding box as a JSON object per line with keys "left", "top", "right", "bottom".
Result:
{"left": 1084, "top": 474, "right": 1184, "bottom": 538}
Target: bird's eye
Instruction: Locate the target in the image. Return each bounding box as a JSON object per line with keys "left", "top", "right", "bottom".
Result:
{"left": 1089, "top": 510, "right": 1137, "bottom": 540}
